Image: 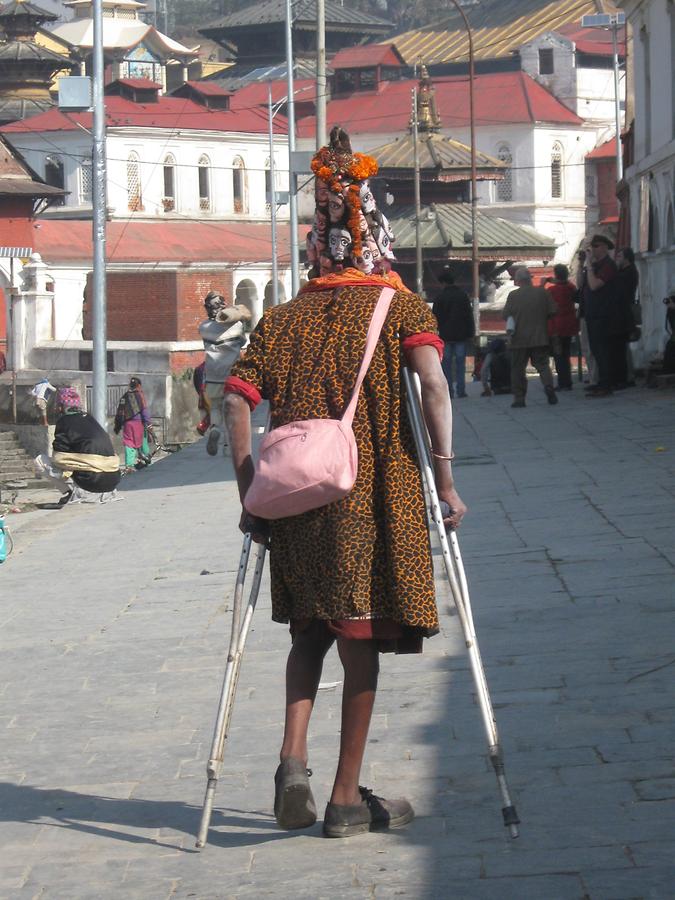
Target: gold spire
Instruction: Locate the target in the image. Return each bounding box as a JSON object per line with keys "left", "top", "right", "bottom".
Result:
{"left": 416, "top": 64, "right": 442, "bottom": 133}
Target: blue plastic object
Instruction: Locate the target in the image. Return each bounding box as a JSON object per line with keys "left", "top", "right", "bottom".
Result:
{"left": 0, "top": 516, "right": 6, "bottom": 563}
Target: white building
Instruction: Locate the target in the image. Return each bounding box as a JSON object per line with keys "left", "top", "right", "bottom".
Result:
{"left": 1, "top": 78, "right": 291, "bottom": 337}
{"left": 617, "top": 0, "right": 675, "bottom": 364}
{"left": 295, "top": 69, "right": 614, "bottom": 265}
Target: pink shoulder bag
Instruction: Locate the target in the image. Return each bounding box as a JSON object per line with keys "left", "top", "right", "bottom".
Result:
{"left": 244, "top": 286, "right": 395, "bottom": 520}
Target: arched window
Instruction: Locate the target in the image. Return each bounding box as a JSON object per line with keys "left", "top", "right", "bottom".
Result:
{"left": 79, "top": 158, "right": 92, "bottom": 204}
{"left": 45, "top": 154, "right": 65, "bottom": 206}
{"left": 127, "top": 151, "right": 142, "bottom": 211}
{"left": 232, "top": 156, "right": 247, "bottom": 213}
{"left": 496, "top": 144, "right": 513, "bottom": 202}
{"left": 198, "top": 154, "right": 211, "bottom": 212}
{"left": 163, "top": 153, "right": 176, "bottom": 211}
{"left": 551, "top": 142, "right": 563, "bottom": 199}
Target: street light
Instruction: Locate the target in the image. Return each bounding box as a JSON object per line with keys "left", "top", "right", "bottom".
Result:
{"left": 267, "top": 83, "right": 313, "bottom": 307}
{"left": 445, "top": 0, "right": 479, "bottom": 327}
{"left": 284, "top": 0, "right": 300, "bottom": 297}
{"left": 581, "top": 12, "right": 626, "bottom": 181}
{"left": 91, "top": 0, "right": 107, "bottom": 427}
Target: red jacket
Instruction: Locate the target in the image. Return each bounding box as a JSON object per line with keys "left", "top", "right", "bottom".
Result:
{"left": 546, "top": 281, "right": 579, "bottom": 337}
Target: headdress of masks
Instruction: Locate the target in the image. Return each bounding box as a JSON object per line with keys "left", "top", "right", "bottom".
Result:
{"left": 307, "top": 126, "right": 396, "bottom": 276}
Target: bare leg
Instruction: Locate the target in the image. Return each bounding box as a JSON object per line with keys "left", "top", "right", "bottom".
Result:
{"left": 330, "top": 638, "right": 379, "bottom": 806}
{"left": 280, "top": 626, "right": 333, "bottom": 765}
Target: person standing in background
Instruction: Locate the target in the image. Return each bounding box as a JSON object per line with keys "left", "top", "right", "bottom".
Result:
{"left": 582, "top": 235, "right": 618, "bottom": 398}
{"left": 612, "top": 248, "right": 639, "bottom": 389}
{"left": 432, "top": 269, "right": 475, "bottom": 399}
{"left": 31, "top": 377, "right": 56, "bottom": 426}
{"left": 545, "top": 264, "right": 578, "bottom": 391}
{"left": 114, "top": 377, "right": 154, "bottom": 472}
{"left": 503, "top": 267, "right": 558, "bottom": 408}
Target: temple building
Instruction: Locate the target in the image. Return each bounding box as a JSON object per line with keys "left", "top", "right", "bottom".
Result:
{"left": 47, "top": 0, "right": 196, "bottom": 90}
{"left": 0, "top": 0, "right": 76, "bottom": 124}
{"left": 200, "top": 0, "right": 391, "bottom": 90}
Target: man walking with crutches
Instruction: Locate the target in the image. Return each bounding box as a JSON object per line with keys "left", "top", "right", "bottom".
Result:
{"left": 222, "top": 128, "right": 466, "bottom": 838}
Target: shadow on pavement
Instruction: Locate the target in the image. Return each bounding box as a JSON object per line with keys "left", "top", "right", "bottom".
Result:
{"left": 0, "top": 782, "right": 299, "bottom": 852}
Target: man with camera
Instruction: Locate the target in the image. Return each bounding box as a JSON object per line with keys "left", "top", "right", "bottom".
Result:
{"left": 580, "top": 235, "right": 617, "bottom": 397}
{"left": 199, "top": 291, "right": 252, "bottom": 456}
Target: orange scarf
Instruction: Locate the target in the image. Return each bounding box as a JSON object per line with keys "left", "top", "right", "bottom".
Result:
{"left": 299, "top": 267, "right": 412, "bottom": 295}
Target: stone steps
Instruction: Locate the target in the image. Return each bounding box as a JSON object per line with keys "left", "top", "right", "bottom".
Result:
{"left": 0, "top": 431, "right": 48, "bottom": 489}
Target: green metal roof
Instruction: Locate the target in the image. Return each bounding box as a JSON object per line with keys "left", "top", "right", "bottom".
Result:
{"left": 370, "top": 133, "right": 505, "bottom": 181}
{"left": 390, "top": 202, "right": 556, "bottom": 260}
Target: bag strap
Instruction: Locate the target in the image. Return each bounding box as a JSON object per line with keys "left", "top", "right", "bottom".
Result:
{"left": 341, "top": 286, "right": 395, "bottom": 427}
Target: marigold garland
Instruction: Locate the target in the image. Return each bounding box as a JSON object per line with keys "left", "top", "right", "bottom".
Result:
{"left": 310, "top": 141, "right": 383, "bottom": 270}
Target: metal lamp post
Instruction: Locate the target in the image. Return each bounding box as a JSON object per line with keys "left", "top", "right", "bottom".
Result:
{"left": 285, "top": 0, "right": 300, "bottom": 297}
{"left": 581, "top": 12, "right": 626, "bottom": 182}
{"left": 445, "top": 0, "right": 479, "bottom": 326}
{"left": 91, "top": 0, "right": 108, "bottom": 426}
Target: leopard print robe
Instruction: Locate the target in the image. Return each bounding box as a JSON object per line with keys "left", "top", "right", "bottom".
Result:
{"left": 229, "top": 284, "right": 441, "bottom": 635}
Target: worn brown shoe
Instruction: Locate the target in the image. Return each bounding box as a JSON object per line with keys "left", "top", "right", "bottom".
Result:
{"left": 323, "top": 786, "right": 414, "bottom": 838}
{"left": 274, "top": 758, "right": 316, "bottom": 830}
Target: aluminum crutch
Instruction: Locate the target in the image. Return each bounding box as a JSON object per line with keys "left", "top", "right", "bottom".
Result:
{"left": 196, "top": 533, "right": 267, "bottom": 848}
{"left": 403, "top": 367, "right": 520, "bottom": 839}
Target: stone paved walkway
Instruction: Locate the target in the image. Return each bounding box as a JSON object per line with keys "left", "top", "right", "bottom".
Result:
{"left": 1, "top": 381, "right": 674, "bottom": 899}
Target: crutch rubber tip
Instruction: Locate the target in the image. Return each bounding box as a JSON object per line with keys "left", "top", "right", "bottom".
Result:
{"left": 502, "top": 805, "right": 520, "bottom": 828}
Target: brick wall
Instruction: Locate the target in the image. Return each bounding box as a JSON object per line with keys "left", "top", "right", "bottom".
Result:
{"left": 84, "top": 271, "right": 178, "bottom": 340}
{"left": 176, "top": 271, "right": 234, "bottom": 341}
{"left": 170, "top": 349, "right": 204, "bottom": 373}
{"left": 0, "top": 200, "right": 35, "bottom": 248}
{"left": 84, "top": 269, "right": 235, "bottom": 342}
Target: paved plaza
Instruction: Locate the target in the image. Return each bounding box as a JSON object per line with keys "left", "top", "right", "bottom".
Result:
{"left": 1, "top": 382, "right": 674, "bottom": 899}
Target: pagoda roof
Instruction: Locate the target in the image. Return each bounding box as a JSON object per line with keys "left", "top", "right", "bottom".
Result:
{"left": 370, "top": 133, "right": 505, "bottom": 181}
{"left": 0, "top": 133, "right": 64, "bottom": 198}
{"left": 0, "top": 0, "right": 58, "bottom": 22}
{"left": 50, "top": 17, "right": 196, "bottom": 57}
{"left": 392, "top": 0, "right": 620, "bottom": 66}
{"left": 0, "top": 38, "right": 77, "bottom": 66}
{"left": 390, "top": 202, "right": 556, "bottom": 261}
{"left": 201, "top": 0, "right": 390, "bottom": 34}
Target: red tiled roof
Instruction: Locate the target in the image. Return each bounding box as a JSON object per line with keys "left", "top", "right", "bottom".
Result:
{"left": 556, "top": 24, "right": 626, "bottom": 57}
{"left": 329, "top": 44, "right": 403, "bottom": 70}
{"left": 1, "top": 94, "right": 282, "bottom": 134}
{"left": 296, "top": 70, "right": 583, "bottom": 137}
{"left": 30, "top": 218, "right": 302, "bottom": 264}
{"left": 586, "top": 136, "right": 617, "bottom": 159}
{"left": 229, "top": 77, "right": 316, "bottom": 111}
{"left": 185, "top": 80, "right": 232, "bottom": 97}
{"left": 116, "top": 78, "right": 162, "bottom": 90}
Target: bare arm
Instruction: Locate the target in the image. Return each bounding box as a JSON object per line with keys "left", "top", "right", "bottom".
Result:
{"left": 407, "top": 345, "right": 467, "bottom": 529}
{"left": 224, "top": 393, "right": 269, "bottom": 544}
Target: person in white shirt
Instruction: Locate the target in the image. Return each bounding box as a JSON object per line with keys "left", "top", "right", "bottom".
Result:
{"left": 31, "top": 377, "right": 56, "bottom": 426}
{"left": 198, "top": 291, "right": 251, "bottom": 456}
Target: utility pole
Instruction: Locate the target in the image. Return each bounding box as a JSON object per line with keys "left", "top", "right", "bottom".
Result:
{"left": 411, "top": 87, "right": 423, "bottom": 295}
{"left": 581, "top": 13, "right": 625, "bottom": 183}
{"left": 611, "top": 21, "right": 623, "bottom": 181}
{"left": 316, "top": 0, "right": 327, "bottom": 149}
{"left": 91, "top": 0, "right": 107, "bottom": 427}
{"left": 267, "top": 83, "right": 279, "bottom": 307}
{"left": 285, "top": 0, "right": 300, "bottom": 296}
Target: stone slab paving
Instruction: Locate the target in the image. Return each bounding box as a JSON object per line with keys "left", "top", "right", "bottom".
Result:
{"left": 0, "top": 382, "right": 674, "bottom": 899}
